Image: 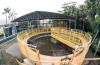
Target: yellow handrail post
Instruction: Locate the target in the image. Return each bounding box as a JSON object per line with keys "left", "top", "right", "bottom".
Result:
{"left": 36, "top": 50, "right": 41, "bottom": 65}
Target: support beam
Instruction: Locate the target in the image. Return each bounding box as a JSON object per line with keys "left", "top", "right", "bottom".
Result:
{"left": 85, "top": 58, "right": 100, "bottom": 60}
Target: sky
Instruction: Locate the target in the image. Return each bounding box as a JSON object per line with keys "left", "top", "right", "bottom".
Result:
{"left": 0, "top": 0, "right": 85, "bottom": 25}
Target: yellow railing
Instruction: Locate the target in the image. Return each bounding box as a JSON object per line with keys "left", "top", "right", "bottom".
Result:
{"left": 17, "top": 27, "right": 92, "bottom": 65}
{"left": 18, "top": 27, "right": 91, "bottom": 44}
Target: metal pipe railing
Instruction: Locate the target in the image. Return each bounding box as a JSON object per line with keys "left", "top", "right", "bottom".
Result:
{"left": 17, "top": 27, "right": 92, "bottom": 65}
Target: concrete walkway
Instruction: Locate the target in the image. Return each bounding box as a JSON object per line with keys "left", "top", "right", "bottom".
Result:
{"left": 0, "top": 37, "right": 22, "bottom": 58}
{"left": 6, "top": 43, "right": 22, "bottom": 58}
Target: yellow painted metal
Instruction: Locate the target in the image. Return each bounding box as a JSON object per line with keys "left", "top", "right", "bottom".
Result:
{"left": 85, "top": 58, "right": 100, "bottom": 60}
{"left": 17, "top": 27, "right": 92, "bottom": 65}
{"left": 51, "top": 33, "right": 78, "bottom": 48}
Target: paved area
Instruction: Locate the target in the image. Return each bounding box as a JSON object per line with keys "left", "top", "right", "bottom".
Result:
{"left": 0, "top": 38, "right": 19, "bottom": 65}
{"left": 6, "top": 43, "right": 22, "bottom": 58}
{"left": 0, "top": 37, "right": 22, "bottom": 58}
{"left": 1, "top": 38, "right": 16, "bottom": 49}
{"left": 0, "top": 38, "right": 22, "bottom": 58}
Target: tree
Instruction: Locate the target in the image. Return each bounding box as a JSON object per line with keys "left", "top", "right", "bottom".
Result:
{"left": 96, "top": 0, "right": 100, "bottom": 15}
{"left": 78, "top": 5, "right": 88, "bottom": 17}
{"left": 2, "top": 7, "right": 17, "bottom": 24}
{"left": 85, "top": 0, "right": 96, "bottom": 21}
{"left": 8, "top": 11, "right": 17, "bottom": 21}
{"left": 61, "top": 2, "right": 89, "bottom": 30}
{"left": 95, "top": 15, "right": 100, "bottom": 29}
{"left": 60, "top": 0, "right": 100, "bottom": 32}
{"left": 84, "top": 0, "right": 100, "bottom": 32}
{"left": 62, "top": 2, "right": 78, "bottom": 17}
{"left": 2, "top": 7, "right": 11, "bottom": 24}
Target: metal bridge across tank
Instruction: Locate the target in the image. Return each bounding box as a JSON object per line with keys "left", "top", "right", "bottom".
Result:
{"left": 17, "top": 27, "right": 92, "bottom": 65}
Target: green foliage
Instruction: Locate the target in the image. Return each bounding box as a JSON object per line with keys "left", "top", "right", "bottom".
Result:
{"left": 61, "top": 1, "right": 89, "bottom": 17}
{"left": 60, "top": 0, "right": 100, "bottom": 32}
{"left": 62, "top": 2, "right": 78, "bottom": 17}
{"left": 95, "top": 16, "right": 100, "bottom": 36}
{"left": 95, "top": 15, "right": 100, "bottom": 25}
